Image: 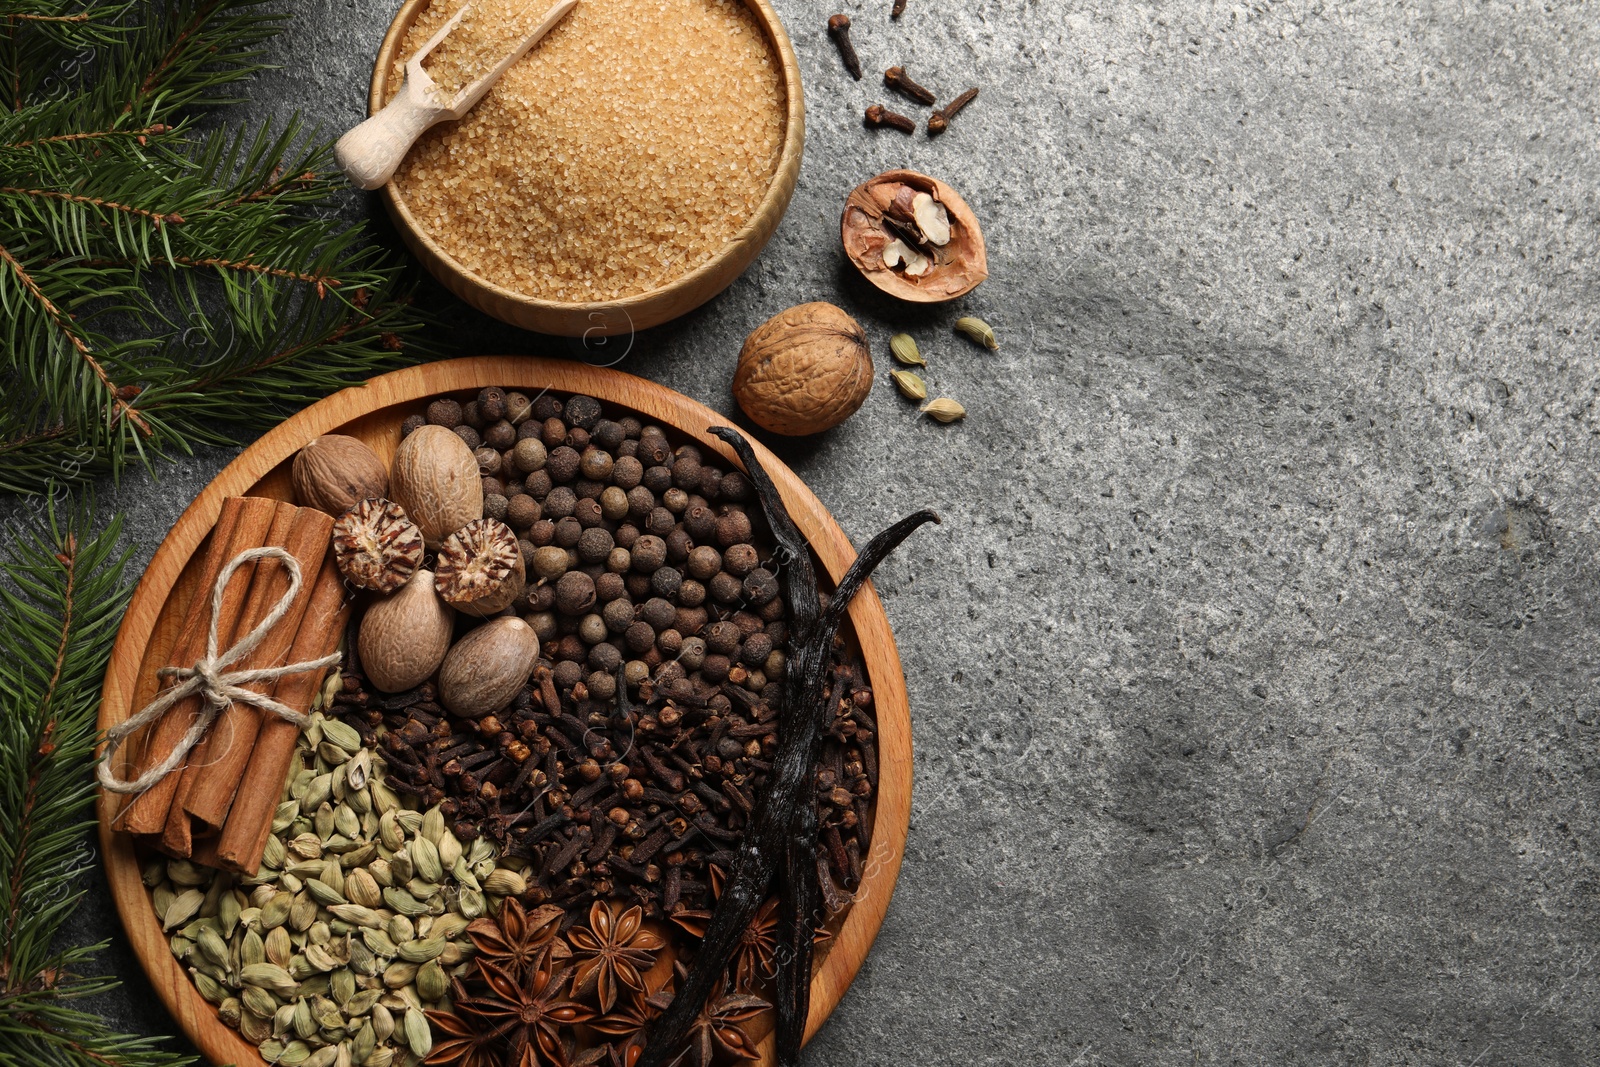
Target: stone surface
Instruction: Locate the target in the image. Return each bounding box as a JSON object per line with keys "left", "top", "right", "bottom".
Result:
{"left": 39, "top": 1, "right": 1600, "bottom": 1065}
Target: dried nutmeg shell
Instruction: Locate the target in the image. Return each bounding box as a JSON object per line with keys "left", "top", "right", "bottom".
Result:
{"left": 389, "top": 424, "right": 484, "bottom": 548}
{"left": 436, "top": 518, "right": 526, "bottom": 617}
{"left": 292, "top": 434, "right": 388, "bottom": 516}
{"left": 359, "top": 569, "right": 455, "bottom": 693}
{"left": 732, "top": 302, "right": 873, "bottom": 436}
{"left": 332, "top": 498, "right": 424, "bottom": 593}
{"left": 438, "top": 616, "right": 541, "bottom": 718}
{"left": 842, "top": 169, "right": 987, "bottom": 302}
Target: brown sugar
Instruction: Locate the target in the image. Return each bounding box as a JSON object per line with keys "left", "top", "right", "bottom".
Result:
{"left": 390, "top": 0, "right": 787, "bottom": 305}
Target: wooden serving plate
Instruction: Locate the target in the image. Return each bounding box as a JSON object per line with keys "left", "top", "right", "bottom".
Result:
{"left": 369, "top": 0, "right": 806, "bottom": 337}
{"left": 97, "top": 357, "right": 910, "bottom": 1066}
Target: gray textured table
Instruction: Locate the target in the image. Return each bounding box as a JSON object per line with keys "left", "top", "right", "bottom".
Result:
{"left": 58, "top": 2, "right": 1600, "bottom": 1064}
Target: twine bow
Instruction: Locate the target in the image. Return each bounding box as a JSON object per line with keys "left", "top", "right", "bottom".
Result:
{"left": 98, "top": 546, "right": 342, "bottom": 795}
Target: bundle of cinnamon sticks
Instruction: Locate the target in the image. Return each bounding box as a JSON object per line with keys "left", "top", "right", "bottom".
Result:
{"left": 114, "top": 495, "right": 352, "bottom": 875}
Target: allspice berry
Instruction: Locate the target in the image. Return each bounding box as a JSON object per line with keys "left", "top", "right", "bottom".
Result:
{"left": 732, "top": 302, "right": 873, "bottom": 436}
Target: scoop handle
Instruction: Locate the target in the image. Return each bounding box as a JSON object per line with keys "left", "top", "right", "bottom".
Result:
{"left": 334, "top": 87, "right": 444, "bottom": 191}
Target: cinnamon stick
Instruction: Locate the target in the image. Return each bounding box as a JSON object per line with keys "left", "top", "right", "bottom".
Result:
{"left": 159, "top": 501, "right": 301, "bottom": 855}
{"left": 216, "top": 554, "right": 352, "bottom": 874}
{"left": 178, "top": 505, "right": 335, "bottom": 832}
{"left": 119, "top": 496, "right": 280, "bottom": 835}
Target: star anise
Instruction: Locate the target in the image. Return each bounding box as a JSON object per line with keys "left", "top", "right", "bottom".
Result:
{"left": 454, "top": 958, "right": 594, "bottom": 1067}
{"left": 590, "top": 985, "right": 666, "bottom": 1067}
{"left": 645, "top": 979, "right": 767, "bottom": 1067}
{"left": 424, "top": 1003, "right": 503, "bottom": 1067}
{"left": 670, "top": 870, "right": 827, "bottom": 994}
{"left": 568, "top": 900, "right": 665, "bottom": 1012}
{"left": 466, "top": 898, "right": 569, "bottom": 980}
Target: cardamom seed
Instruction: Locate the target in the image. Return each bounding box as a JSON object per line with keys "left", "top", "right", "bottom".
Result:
{"left": 891, "top": 369, "right": 928, "bottom": 401}
{"left": 954, "top": 315, "right": 999, "bottom": 350}
{"left": 240, "top": 962, "right": 298, "bottom": 997}
{"left": 162, "top": 889, "right": 204, "bottom": 931}
{"left": 403, "top": 1006, "right": 432, "bottom": 1059}
{"left": 890, "top": 332, "right": 926, "bottom": 366}
{"left": 922, "top": 397, "right": 966, "bottom": 423}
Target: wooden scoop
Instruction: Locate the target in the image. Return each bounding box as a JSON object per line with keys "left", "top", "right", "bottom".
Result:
{"left": 335, "top": 0, "right": 578, "bottom": 191}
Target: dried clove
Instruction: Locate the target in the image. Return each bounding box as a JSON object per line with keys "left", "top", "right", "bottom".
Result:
{"left": 891, "top": 0, "right": 907, "bottom": 17}
{"left": 928, "top": 86, "right": 979, "bottom": 135}
{"left": 827, "top": 14, "right": 861, "bottom": 80}
{"left": 865, "top": 104, "right": 916, "bottom": 134}
{"left": 884, "top": 65, "right": 937, "bottom": 106}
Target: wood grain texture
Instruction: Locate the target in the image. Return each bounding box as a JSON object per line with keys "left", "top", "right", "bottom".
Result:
{"left": 98, "top": 357, "right": 912, "bottom": 1066}
{"left": 366, "top": 0, "right": 806, "bottom": 337}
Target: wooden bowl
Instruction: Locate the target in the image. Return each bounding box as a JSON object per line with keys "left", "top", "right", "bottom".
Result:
{"left": 97, "top": 357, "right": 910, "bottom": 1066}
{"left": 368, "top": 0, "right": 806, "bottom": 338}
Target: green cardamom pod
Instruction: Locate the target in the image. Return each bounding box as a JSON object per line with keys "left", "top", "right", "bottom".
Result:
{"left": 922, "top": 397, "right": 967, "bottom": 423}
{"left": 262, "top": 834, "right": 288, "bottom": 871}
{"left": 396, "top": 936, "right": 445, "bottom": 964}
{"left": 954, "top": 315, "right": 999, "bottom": 350}
{"left": 416, "top": 959, "right": 448, "bottom": 1003}
{"left": 167, "top": 859, "right": 210, "bottom": 887}
{"left": 317, "top": 740, "right": 351, "bottom": 766}
{"left": 420, "top": 806, "right": 446, "bottom": 846}
{"left": 289, "top": 896, "right": 319, "bottom": 932}
{"left": 192, "top": 969, "right": 227, "bottom": 1005}
{"left": 305, "top": 1047, "right": 340, "bottom": 1067}
{"left": 241, "top": 928, "right": 266, "bottom": 967}
{"left": 242, "top": 984, "right": 279, "bottom": 1020}
{"left": 370, "top": 780, "right": 400, "bottom": 816}
{"left": 430, "top": 913, "right": 471, "bottom": 941}
{"left": 260, "top": 1039, "right": 287, "bottom": 1062}
{"left": 218, "top": 997, "right": 242, "bottom": 1028}
{"left": 279, "top": 1039, "right": 312, "bottom": 1066}
{"left": 330, "top": 966, "right": 355, "bottom": 1008}
{"left": 327, "top": 903, "right": 382, "bottom": 929}
{"left": 457, "top": 887, "right": 486, "bottom": 920}
{"left": 162, "top": 889, "right": 204, "bottom": 931}
{"left": 272, "top": 799, "right": 300, "bottom": 834}
{"left": 388, "top": 851, "right": 414, "bottom": 885}
{"left": 394, "top": 809, "right": 424, "bottom": 836}
{"left": 352, "top": 1020, "right": 377, "bottom": 1065}
{"left": 346, "top": 988, "right": 382, "bottom": 1017}
{"left": 403, "top": 1006, "right": 432, "bottom": 1059}
{"left": 264, "top": 925, "right": 293, "bottom": 968}
{"left": 333, "top": 803, "right": 360, "bottom": 840}
{"left": 370, "top": 1003, "right": 395, "bottom": 1043}
{"left": 410, "top": 835, "right": 443, "bottom": 884}
{"left": 218, "top": 889, "right": 242, "bottom": 938}
{"left": 377, "top": 811, "right": 404, "bottom": 853}
{"left": 260, "top": 891, "right": 293, "bottom": 930}
{"left": 382, "top": 886, "right": 427, "bottom": 917}
{"left": 321, "top": 719, "right": 362, "bottom": 754}
{"left": 273, "top": 1001, "right": 298, "bottom": 1038}
{"left": 364, "top": 1048, "right": 395, "bottom": 1067}
{"left": 890, "top": 333, "right": 926, "bottom": 366}
{"left": 313, "top": 802, "right": 336, "bottom": 842}
{"left": 306, "top": 879, "right": 347, "bottom": 908}
{"left": 196, "top": 925, "right": 231, "bottom": 968}
{"left": 240, "top": 962, "right": 298, "bottom": 997}
{"left": 301, "top": 774, "right": 333, "bottom": 815}
{"left": 141, "top": 858, "right": 166, "bottom": 888}
{"left": 382, "top": 960, "right": 418, "bottom": 989}
{"left": 436, "top": 829, "right": 462, "bottom": 870}
{"left": 343, "top": 868, "right": 382, "bottom": 910}
{"left": 241, "top": 1010, "right": 274, "bottom": 1044}
{"left": 386, "top": 915, "right": 414, "bottom": 944}
{"left": 891, "top": 370, "right": 928, "bottom": 401}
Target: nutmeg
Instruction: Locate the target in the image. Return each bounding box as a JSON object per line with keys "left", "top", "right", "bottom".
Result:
{"left": 436, "top": 518, "right": 526, "bottom": 617}
{"left": 389, "top": 424, "right": 484, "bottom": 548}
{"left": 732, "top": 302, "right": 873, "bottom": 436}
{"left": 291, "top": 435, "right": 388, "bottom": 515}
{"left": 358, "top": 569, "right": 455, "bottom": 693}
{"left": 438, "top": 616, "right": 541, "bottom": 718}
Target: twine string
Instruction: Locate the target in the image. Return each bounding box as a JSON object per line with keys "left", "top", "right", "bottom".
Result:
{"left": 98, "top": 546, "right": 341, "bottom": 796}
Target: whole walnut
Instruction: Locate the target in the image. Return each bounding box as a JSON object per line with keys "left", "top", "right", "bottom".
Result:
{"left": 732, "top": 302, "right": 873, "bottom": 436}
{"left": 291, "top": 434, "right": 388, "bottom": 515}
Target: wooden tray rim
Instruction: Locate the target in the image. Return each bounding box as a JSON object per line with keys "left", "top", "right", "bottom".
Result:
{"left": 96, "top": 356, "right": 912, "bottom": 1066}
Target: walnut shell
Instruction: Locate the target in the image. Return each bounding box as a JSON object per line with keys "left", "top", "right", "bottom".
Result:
{"left": 436, "top": 518, "right": 527, "bottom": 617}
{"left": 841, "top": 169, "right": 987, "bottom": 302}
{"left": 732, "top": 302, "right": 873, "bottom": 436}
{"left": 438, "top": 616, "right": 541, "bottom": 718}
{"left": 389, "top": 423, "right": 483, "bottom": 549}
{"left": 358, "top": 569, "right": 455, "bottom": 693}
{"left": 332, "top": 498, "right": 424, "bottom": 593}
{"left": 292, "top": 435, "right": 389, "bottom": 515}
